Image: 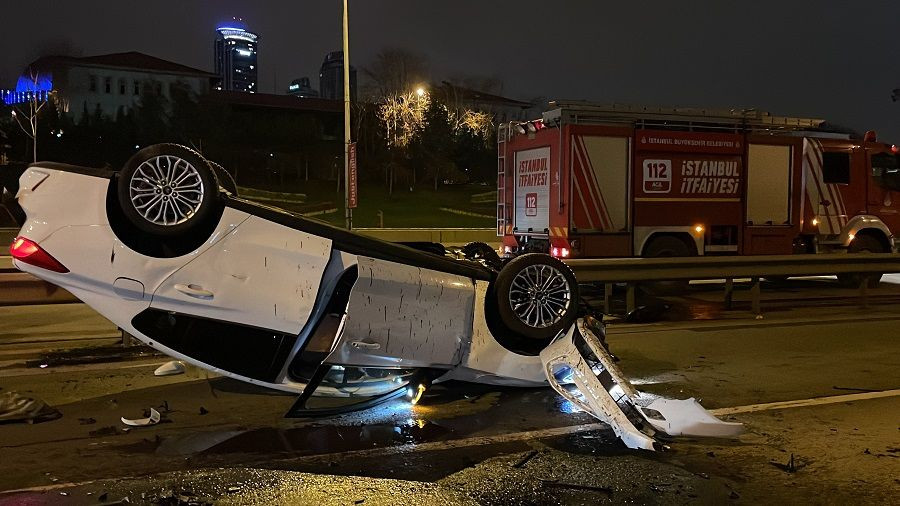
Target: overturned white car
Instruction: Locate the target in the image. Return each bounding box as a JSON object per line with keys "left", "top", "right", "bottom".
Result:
{"left": 10, "top": 144, "right": 740, "bottom": 450}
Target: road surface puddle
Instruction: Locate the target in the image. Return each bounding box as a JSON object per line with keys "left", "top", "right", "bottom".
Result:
{"left": 123, "top": 420, "right": 453, "bottom": 457}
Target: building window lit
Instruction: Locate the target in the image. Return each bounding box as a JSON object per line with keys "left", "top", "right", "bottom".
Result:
{"left": 89, "top": 75, "right": 97, "bottom": 93}
{"left": 104, "top": 77, "right": 111, "bottom": 94}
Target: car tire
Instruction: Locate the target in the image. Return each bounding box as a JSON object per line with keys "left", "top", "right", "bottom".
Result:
{"left": 642, "top": 235, "right": 694, "bottom": 295}
{"left": 209, "top": 161, "right": 238, "bottom": 196}
{"left": 462, "top": 241, "right": 502, "bottom": 269}
{"left": 837, "top": 234, "right": 884, "bottom": 288}
{"left": 117, "top": 144, "right": 220, "bottom": 237}
{"left": 494, "top": 253, "right": 579, "bottom": 341}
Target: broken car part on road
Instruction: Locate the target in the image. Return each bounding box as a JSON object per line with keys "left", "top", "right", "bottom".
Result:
{"left": 11, "top": 144, "right": 738, "bottom": 450}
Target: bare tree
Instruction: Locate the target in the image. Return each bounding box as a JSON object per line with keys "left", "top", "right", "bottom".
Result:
{"left": 362, "top": 48, "right": 429, "bottom": 99}
{"left": 10, "top": 70, "right": 56, "bottom": 162}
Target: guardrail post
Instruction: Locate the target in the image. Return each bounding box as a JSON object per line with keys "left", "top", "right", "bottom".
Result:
{"left": 750, "top": 277, "right": 762, "bottom": 318}
{"left": 724, "top": 278, "right": 734, "bottom": 309}
{"left": 604, "top": 283, "right": 613, "bottom": 314}
{"left": 121, "top": 328, "right": 135, "bottom": 347}
{"left": 626, "top": 283, "right": 636, "bottom": 313}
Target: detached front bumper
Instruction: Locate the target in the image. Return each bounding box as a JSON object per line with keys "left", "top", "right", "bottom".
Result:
{"left": 539, "top": 319, "right": 743, "bottom": 450}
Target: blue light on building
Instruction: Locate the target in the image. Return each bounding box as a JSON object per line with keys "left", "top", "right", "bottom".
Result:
{"left": 2, "top": 73, "right": 53, "bottom": 105}
{"left": 214, "top": 19, "right": 259, "bottom": 93}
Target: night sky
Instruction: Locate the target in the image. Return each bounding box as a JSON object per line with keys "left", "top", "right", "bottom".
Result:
{"left": 5, "top": 1, "right": 900, "bottom": 140}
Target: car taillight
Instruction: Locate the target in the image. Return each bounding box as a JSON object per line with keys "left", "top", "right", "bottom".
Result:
{"left": 10, "top": 237, "right": 69, "bottom": 273}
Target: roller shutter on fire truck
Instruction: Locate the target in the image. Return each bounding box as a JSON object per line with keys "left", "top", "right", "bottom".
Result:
{"left": 514, "top": 146, "right": 551, "bottom": 233}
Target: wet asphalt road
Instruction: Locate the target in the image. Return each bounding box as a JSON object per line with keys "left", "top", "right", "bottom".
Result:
{"left": 0, "top": 276, "right": 898, "bottom": 504}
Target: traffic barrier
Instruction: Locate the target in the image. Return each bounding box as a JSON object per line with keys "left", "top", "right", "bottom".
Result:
{"left": 0, "top": 228, "right": 16, "bottom": 248}
{"left": 0, "top": 268, "right": 78, "bottom": 306}
{"left": 565, "top": 253, "right": 900, "bottom": 316}
{"left": 356, "top": 227, "right": 497, "bottom": 246}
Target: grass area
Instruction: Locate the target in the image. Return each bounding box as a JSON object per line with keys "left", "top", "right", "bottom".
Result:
{"left": 248, "top": 180, "right": 496, "bottom": 228}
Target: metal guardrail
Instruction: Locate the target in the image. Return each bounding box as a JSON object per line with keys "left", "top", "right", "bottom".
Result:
{"left": 0, "top": 228, "right": 17, "bottom": 247}
{"left": 565, "top": 254, "right": 900, "bottom": 282}
{"left": 0, "top": 269, "right": 79, "bottom": 306}
{"left": 355, "top": 227, "right": 497, "bottom": 245}
{"left": 565, "top": 253, "right": 900, "bottom": 316}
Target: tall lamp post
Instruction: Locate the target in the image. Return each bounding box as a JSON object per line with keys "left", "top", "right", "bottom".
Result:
{"left": 342, "top": 0, "right": 352, "bottom": 229}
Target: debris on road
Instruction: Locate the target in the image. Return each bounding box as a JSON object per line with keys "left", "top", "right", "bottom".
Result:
{"left": 89, "top": 425, "right": 118, "bottom": 437}
{"left": 78, "top": 417, "right": 97, "bottom": 425}
{"left": 121, "top": 407, "right": 161, "bottom": 427}
{"left": 0, "top": 391, "right": 61, "bottom": 424}
{"left": 770, "top": 453, "right": 798, "bottom": 473}
{"left": 155, "top": 360, "right": 186, "bottom": 377}
{"left": 511, "top": 450, "right": 539, "bottom": 468}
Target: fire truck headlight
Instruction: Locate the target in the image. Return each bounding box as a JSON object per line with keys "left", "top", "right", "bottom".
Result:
{"left": 561, "top": 247, "right": 570, "bottom": 258}
{"left": 694, "top": 225, "right": 704, "bottom": 234}
{"left": 551, "top": 247, "right": 560, "bottom": 257}
{"left": 503, "top": 245, "right": 512, "bottom": 254}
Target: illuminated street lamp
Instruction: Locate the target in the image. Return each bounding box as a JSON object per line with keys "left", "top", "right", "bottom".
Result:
{"left": 416, "top": 86, "right": 426, "bottom": 98}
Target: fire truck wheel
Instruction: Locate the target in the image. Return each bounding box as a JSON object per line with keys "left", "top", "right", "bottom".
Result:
{"left": 837, "top": 234, "right": 884, "bottom": 288}
{"left": 641, "top": 235, "right": 694, "bottom": 294}
{"left": 494, "top": 253, "right": 579, "bottom": 341}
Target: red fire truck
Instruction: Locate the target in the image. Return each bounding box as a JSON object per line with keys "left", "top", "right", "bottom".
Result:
{"left": 498, "top": 102, "right": 900, "bottom": 284}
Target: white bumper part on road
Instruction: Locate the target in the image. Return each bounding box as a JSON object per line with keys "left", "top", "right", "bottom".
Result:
{"left": 540, "top": 319, "right": 742, "bottom": 450}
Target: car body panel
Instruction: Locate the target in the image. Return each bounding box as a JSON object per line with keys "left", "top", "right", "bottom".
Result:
{"left": 150, "top": 216, "right": 333, "bottom": 334}
{"left": 326, "top": 256, "right": 474, "bottom": 369}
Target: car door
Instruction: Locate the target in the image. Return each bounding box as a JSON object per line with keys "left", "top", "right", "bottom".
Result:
{"left": 132, "top": 216, "right": 333, "bottom": 384}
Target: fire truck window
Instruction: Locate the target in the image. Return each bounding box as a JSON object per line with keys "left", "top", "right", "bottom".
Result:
{"left": 747, "top": 144, "right": 791, "bottom": 225}
{"left": 871, "top": 152, "right": 900, "bottom": 191}
{"left": 822, "top": 152, "right": 850, "bottom": 184}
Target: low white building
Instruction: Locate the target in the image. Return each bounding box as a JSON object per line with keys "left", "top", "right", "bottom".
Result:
{"left": 25, "top": 52, "right": 216, "bottom": 121}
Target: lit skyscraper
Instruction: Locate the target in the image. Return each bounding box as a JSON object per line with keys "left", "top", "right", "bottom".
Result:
{"left": 214, "top": 20, "right": 258, "bottom": 93}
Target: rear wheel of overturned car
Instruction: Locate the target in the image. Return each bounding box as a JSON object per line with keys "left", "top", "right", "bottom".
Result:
{"left": 117, "top": 144, "right": 220, "bottom": 237}
{"left": 837, "top": 234, "right": 884, "bottom": 288}
{"left": 209, "top": 161, "right": 239, "bottom": 196}
{"left": 494, "top": 253, "right": 579, "bottom": 341}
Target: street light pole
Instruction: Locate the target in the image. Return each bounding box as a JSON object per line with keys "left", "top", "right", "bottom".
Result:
{"left": 342, "top": 0, "right": 352, "bottom": 229}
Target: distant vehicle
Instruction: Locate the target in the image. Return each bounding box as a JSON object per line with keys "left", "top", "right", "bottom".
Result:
{"left": 499, "top": 102, "right": 900, "bottom": 286}
{"left": 10, "top": 144, "right": 739, "bottom": 450}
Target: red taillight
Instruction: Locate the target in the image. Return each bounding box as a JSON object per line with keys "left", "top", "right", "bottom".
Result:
{"left": 10, "top": 237, "right": 69, "bottom": 273}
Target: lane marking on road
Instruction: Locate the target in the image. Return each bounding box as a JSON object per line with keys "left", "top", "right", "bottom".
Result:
{"left": 709, "top": 389, "right": 900, "bottom": 416}
{"left": 3, "top": 389, "right": 899, "bottom": 494}
{"left": 276, "top": 389, "right": 900, "bottom": 463}
{"left": 0, "top": 359, "right": 164, "bottom": 378}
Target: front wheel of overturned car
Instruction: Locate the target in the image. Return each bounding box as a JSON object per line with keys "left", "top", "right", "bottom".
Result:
{"left": 494, "top": 253, "right": 579, "bottom": 341}
{"left": 117, "top": 144, "right": 220, "bottom": 237}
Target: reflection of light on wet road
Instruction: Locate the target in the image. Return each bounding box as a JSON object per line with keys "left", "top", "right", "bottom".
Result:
{"left": 629, "top": 373, "right": 684, "bottom": 386}
{"left": 558, "top": 399, "right": 582, "bottom": 414}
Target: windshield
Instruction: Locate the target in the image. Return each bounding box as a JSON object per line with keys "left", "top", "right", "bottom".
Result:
{"left": 871, "top": 152, "right": 900, "bottom": 191}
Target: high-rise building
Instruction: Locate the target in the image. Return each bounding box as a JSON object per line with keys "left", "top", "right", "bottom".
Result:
{"left": 318, "top": 51, "right": 356, "bottom": 101}
{"left": 286, "top": 77, "right": 318, "bottom": 98}
{"left": 214, "top": 21, "right": 258, "bottom": 93}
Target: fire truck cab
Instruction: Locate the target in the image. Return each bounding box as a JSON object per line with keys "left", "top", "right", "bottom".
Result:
{"left": 498, "top": 102, "right": 900, "bottom": 278}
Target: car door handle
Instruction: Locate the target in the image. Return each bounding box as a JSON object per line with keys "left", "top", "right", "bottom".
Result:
{"left": 350, "top": 341, "right": 381, "bottom": 350}
{"left": 174, "top": 283, "right": 214, "bottom": 300}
